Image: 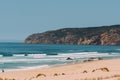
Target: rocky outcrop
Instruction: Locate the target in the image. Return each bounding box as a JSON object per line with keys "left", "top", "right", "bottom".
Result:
{"left": 100, "top": 29, "right": 120, "bottom": 45}
{"left": 24, "top": 25, "right": 120, "bottom": 45}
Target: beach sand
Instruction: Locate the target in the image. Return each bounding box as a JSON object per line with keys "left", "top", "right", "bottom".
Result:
{"left": 0, "top": 58, "right": 120, "bottom": 80}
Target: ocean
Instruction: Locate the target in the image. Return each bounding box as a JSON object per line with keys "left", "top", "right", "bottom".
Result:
{"left": 0, "top": 42, "right": 120, "bottom": 71}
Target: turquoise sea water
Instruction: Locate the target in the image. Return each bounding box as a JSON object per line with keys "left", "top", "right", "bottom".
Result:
{"left": 0, "top": 43, "right": 120, "bottom": 71}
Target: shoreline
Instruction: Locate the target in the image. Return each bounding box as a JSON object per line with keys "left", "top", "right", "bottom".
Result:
{"left": 2, "top": 65, "right": 49, "bottom": 73}
{"left": 0, "top": 58, "right": 120, "bottom": 80}
{"left": 2, "top": 57, "right": 104, "bottom": 72}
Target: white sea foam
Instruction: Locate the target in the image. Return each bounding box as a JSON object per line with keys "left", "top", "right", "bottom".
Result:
{"left": 0, "top": 55, "right": 3, "bottom": 57}
{"left": 57, "top": 52, "right": 120, "bottom": 58}
{"left": 13, "top": 54, "right": 25, "bottom": 56}
{"left": 0, "top": 59, "right": 32, "bottom": 63}
{"left": 0, "top": 52, "right": 120, "bottom": 71}
{"left": 5, "top": 65, "right": 49, "bottom": 72}
{"left": 27, "top": 54, "right": 46, "bottom": 58}
{"left": 1, "top": 52, "right": 120, "bottom": 63}
{"left": 0, "top": 57, "right": 61, "bottom": 63}
{"left": 111, "top": 53, "right": 120, "bottom": 55}
{"left": 1, "top": 52, "right": 120, "bottom": 67}
{"left": 19, "top": 65, "right": 49, "bottom": 70}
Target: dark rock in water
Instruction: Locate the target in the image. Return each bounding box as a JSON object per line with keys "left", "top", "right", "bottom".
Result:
{"left": 24, "top": 25, "right": 120, "bottom": 45}
{"left": 89, "top": 57, "right": 96, "bottom": 60}
{"left": 88, "top": 57, "right": 103, "bottom": 60}
{"left": 83, "top": 59, "right": 94, "bottom": 62}
{"left": 2, "top": 69, "right": 4, "bottom": 72}
{"left": 98, "top": 57, "right": 103, "bottom": 60}
{"left": 83, "top": 57, "right": 103, "bottom": 62}
{"left": 24, "top": 54, "right": 28, "bottom": 56}
{"left": 66, "top": 57, "right": 73, "bottom": 60}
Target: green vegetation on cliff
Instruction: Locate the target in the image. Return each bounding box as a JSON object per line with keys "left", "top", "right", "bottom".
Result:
{"left": 24, "top": 25, "right": 120, "bottom": 45}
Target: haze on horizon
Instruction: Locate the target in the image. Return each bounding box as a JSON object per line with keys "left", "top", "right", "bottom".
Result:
{"left": 0, "top": 0, "right": 120, "bottom": 42}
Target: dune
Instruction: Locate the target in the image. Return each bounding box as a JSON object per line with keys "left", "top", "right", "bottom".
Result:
{"left": 0, "top": 58, "right": 120, "bottom": 80}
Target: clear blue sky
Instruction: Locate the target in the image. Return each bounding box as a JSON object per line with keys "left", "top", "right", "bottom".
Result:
{"left": 0, "top": 0, "right": 120, "bottom": 42}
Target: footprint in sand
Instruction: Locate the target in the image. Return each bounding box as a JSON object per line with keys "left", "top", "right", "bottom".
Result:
{"left": 82, "top": 70, "right": 88, "bottom": 73}
{"left": 0, "top": 78, "right": 15, "bottom": 80}
{"left": 92, "top": 67, "right": 109, "bottom": 72}
{"left": 54, "top": 73, "right": 65, "bottom": 76}
{"left": 28, "top": 73, "right": 46, "bottom": 80}
{"left": 36, "top": 73, "right": 46, "bottom": 78}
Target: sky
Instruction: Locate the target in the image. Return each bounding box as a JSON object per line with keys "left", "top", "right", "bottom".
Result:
{"left": 0, "top": 0, "right": 120, "bottom": 42}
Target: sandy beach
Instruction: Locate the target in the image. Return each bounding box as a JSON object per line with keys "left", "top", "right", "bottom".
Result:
{"left": 0, "top": 58, "right": 120, "bottom": 80}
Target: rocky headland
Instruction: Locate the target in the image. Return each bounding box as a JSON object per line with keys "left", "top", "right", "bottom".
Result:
{"left": 24, "top": 25, "right": 120, "bottom": 45}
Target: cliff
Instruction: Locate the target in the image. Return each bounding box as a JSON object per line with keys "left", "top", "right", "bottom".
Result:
{"left": 24, "top": 25, "right": 120, "bottom": 45}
